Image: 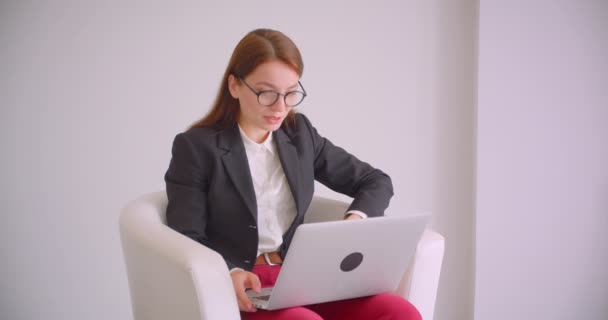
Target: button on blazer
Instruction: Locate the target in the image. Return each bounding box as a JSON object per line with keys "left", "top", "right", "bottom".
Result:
{"left": 165, "top": 113, "right": 393, "bottom": 271}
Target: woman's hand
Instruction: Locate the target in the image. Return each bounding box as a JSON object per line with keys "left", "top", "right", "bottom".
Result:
{"left": 345, "top": 213, "right": 363, "bottom": 221}
{"left": 230, "top": 269, "right": 262, "bottom": 312}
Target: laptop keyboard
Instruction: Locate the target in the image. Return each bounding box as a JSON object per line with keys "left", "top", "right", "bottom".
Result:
{"left": 256, "top": 295, "right": 271, "bottom": 301}
{"left": 248, "top": 287, "right": 273, "bottom": 307}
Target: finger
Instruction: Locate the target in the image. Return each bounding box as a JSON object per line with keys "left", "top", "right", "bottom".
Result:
{"left": 236, "top": 296, "right": 247, "bottom": 311}
{"left": 232, "top": 275, "right": 253, "bottom": 311}
{"left": 236, "top": 296, "right": 248, "bottom": 311}
{"left": 250, "top": 274, "right": 262, "bottom": 293}
{"left": 236, "top": 290, "right": 254, "bottom": 311}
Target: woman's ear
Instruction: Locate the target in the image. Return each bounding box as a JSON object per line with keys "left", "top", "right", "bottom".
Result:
{"left": 228, "top": 74, "right": 239, "bottom": 99}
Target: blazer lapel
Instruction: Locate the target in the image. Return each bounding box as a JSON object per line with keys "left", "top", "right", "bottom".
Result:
{"left": 218, "top": 126, "right": 257, "bottom": 222}
{"left": 274, "top": 129, "right": 302, "bottom": 216}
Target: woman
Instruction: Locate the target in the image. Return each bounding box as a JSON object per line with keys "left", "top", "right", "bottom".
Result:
{"left": 165, "top": 28, "right": 421, "bottom": 320}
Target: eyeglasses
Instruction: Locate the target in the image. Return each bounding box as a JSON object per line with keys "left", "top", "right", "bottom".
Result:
{"left": 238, "top": 77, "right": 307, "bottom": 107}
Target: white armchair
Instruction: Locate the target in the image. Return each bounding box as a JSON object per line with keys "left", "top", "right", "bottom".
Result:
{"left": 119, "top": 192, "right": 445, "bottom": 320}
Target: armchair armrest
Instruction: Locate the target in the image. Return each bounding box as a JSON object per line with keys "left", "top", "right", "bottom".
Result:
{"left": 120, "top": 193, "right": 240, "bottom": 320}
{"left": 396, "top": 229, "right": 445, "bottom": 320}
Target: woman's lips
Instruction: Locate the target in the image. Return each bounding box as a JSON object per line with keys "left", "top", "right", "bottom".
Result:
{"left": 264, "top": 116, "right": 282, "bottom": 124}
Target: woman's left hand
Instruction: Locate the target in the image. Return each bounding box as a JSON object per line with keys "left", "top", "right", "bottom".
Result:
{"left": 344, "top": 213, "right": 363, "bottom": 221}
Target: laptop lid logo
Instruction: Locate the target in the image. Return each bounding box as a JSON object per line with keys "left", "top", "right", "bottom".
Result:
{"left": 340, "top": 252, "right": 364, "bottom": 272}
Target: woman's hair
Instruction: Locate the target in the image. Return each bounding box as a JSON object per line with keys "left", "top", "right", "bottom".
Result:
{"left": 191, "top": 29, "right": 304, "bottom": 129}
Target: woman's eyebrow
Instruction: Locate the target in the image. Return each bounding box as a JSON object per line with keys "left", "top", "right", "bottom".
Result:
{"left": 256, "top": 81, "right": 299, "bottom": 90}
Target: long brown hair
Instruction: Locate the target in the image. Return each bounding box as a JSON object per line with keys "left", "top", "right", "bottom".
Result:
{"left": 191, "top": 29, "right": 304, "bottom": 129}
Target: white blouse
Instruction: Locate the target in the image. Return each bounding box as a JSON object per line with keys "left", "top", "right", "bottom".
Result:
{"left": 239, "top": 127, "right": 298, "bottom": 257}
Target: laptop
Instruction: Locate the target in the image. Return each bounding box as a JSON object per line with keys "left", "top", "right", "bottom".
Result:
{"left": 246, "top": 214, "right": 430, "bottom": 310}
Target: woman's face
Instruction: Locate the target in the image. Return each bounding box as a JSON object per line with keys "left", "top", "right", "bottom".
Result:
{"left": 229, "top": 60, "right": 300, "bottom": 143}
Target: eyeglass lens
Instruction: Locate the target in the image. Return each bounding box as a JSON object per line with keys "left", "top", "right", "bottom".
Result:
{"left": 258, "top": 91, "right": 305, "bottom": 107}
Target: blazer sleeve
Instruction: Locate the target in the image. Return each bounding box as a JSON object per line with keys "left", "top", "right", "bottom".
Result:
{"left": 164, "top": 133, "right": 237, "bottom": 270}
{"left": 300, "top": 114, "right": 394, "bottom": 217}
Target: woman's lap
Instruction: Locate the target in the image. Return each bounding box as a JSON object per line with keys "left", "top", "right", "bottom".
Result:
{"left": 240, "top": 265, "right": 421, "bottom": 320}
{"left": 241, "top": 306, "right": 323, "bottom": 320}
{"left": 307, "top": 292, "right": 421, "bottom": 320}
{"left": 240, "top": 293, "right": 420, "bottom": 320}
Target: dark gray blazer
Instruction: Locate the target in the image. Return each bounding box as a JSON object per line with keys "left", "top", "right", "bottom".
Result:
{"left": 165, "top": 113, "right": 393, "bottom": 271}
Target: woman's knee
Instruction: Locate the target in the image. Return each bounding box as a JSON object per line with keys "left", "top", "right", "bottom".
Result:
{"left": 241, "top": 307, "right": 323, "bottom": 320}
{"left": 370, "top": 293, "right": 422, "bottom": 320}
{"left": 278, "top": 307, "right": 323, "bottom": 320}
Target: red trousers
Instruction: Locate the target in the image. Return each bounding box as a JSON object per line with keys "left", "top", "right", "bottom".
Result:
{"left": 240, "top": 265, "right": 422, "bottom": 320}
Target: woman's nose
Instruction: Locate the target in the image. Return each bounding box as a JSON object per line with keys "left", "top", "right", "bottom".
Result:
{"left": 270, "top": 97, "right": 287, "bottom": 111}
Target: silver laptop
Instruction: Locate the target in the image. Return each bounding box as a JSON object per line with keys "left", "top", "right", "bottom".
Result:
{"left": 246, "top": 214, "right": 429, "bottom": 310}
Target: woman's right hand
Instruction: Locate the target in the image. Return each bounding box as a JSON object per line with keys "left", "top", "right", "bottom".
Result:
{"left": 230, "top": 269, "right": 262, "bottom": 312}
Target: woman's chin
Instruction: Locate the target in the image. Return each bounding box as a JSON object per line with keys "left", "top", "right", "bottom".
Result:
{"left": 261, "top": 121, "right": 283, "bottom": 132}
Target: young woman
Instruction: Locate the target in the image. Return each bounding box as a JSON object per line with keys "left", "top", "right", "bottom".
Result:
{"left": 165, "top": 28, "right": 421, "bottom": 320}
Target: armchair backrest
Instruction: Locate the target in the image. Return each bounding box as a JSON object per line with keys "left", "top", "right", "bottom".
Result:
{"left": 126, "top": 191, "right": 350, "bottom": 227}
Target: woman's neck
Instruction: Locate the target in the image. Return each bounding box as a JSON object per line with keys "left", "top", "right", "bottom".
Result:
{"left": 238, "top": 122, "right": 270, "bottom": 144}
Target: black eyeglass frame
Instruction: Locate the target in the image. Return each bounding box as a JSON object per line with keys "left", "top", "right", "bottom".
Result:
{"left": 238, "top": 76, "right": 307, "bottom": 107}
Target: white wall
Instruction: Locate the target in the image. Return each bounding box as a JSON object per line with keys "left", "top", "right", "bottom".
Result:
{"left": 475, "top": 1, "right": 608, "bottom": 319}
{"left": 0, "top": 1, "right": 475, "bottom": 319}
